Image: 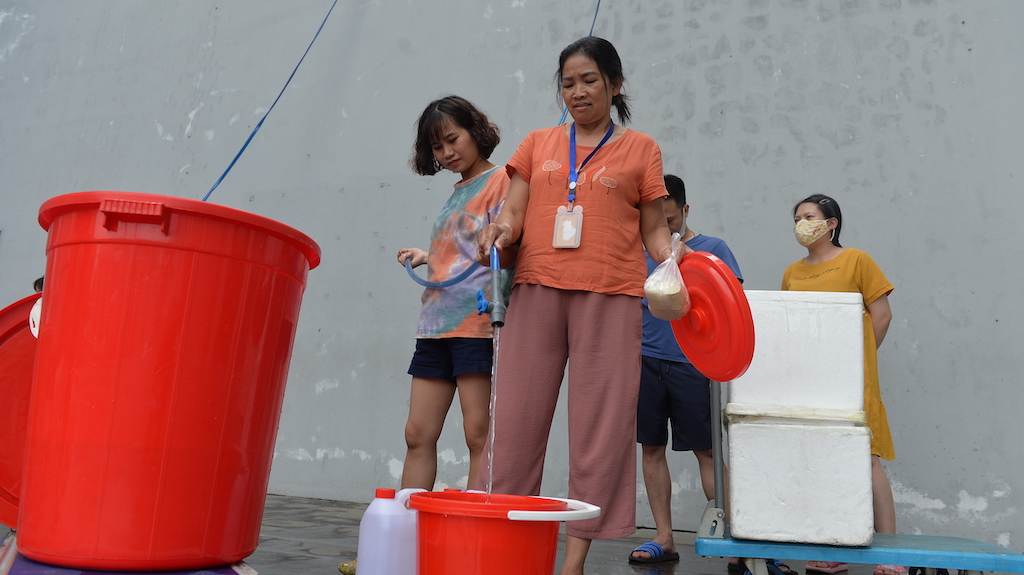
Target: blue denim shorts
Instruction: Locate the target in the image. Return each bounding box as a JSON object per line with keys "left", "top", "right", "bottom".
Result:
{"left": 408, "top": 338, "right": 493, "bottom": 384}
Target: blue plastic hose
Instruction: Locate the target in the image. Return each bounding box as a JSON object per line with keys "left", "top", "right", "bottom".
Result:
{"left": 405, "top": 258, "right": 480, "bottom": 289}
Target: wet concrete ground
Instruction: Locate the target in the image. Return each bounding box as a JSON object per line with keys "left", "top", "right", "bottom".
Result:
{"left": 245, "top": 494, "right": 888, "bottom": 575}
{"left": 0, "top": 494, "right": 913, "bottom": 575}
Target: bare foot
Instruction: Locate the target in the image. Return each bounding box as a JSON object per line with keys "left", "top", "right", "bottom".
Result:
{"left": 874, "top": 565, "right": 908, "bottom": 575}
{"left": 806, "top": 561, "right": 849, "bottom": 573}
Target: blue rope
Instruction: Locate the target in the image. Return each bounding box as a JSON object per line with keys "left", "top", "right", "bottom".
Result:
{"left": 203, "top": 0, "right": 339, "bottom": 202}
{"left": 557, "top": 0, "right": 603, "bottom": 126}
{"left": 587, "top": 0, "right": 602, "bottom": 36}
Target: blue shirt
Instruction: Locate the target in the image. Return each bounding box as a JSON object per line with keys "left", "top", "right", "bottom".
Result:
{"left": 641, "top": 233, "right": 743, "bottom": 362}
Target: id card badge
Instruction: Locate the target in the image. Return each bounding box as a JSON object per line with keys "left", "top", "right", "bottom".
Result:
{"left": 552, "top": 205, "right": 583, "bottom": 248}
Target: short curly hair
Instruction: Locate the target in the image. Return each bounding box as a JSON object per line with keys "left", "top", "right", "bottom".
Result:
{"left": 412, "top": 95, "right": 500, "bottom": 176}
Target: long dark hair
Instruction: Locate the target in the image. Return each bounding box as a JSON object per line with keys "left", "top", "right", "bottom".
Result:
{"left": 556, "top": 37, "right": 631, "bottom": 125}
{"left": 412, "top": 95, "right": 500, "bottom": 176}
{"left": 793, "top": 194, "right": 843, "bottom": 247}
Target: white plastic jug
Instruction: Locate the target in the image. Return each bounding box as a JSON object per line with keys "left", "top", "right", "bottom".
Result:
{"left": 356, "top": 487, "right": 425, "bottom": 575}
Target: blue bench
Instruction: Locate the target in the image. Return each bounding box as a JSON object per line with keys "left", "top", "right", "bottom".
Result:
{"left": 697, "top": 381, "right": 1024, "bottom": 575}
{"left": 696, "top": 532, "right": 1024, "bottom": 575}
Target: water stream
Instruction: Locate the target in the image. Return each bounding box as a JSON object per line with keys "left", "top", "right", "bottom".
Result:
{"left": 485, "top": 325, "right": 500, "bottom": 501}
{"left": 484, "top": 245, "right": 503, "bottom": 501}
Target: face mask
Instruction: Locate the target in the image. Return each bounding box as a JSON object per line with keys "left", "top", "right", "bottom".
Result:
{"left": 794, "top": 219, "right": 831, "bottom": 246}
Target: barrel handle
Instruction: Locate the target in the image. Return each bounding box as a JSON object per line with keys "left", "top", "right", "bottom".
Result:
{"left": 506, "top": 497, "right": 601, "bottom": 522}
{"left": 100, "top": 199, "right": 170, "bottom": 234}
{"left": 396, "top": 487, "right": 427, "bottom": 509}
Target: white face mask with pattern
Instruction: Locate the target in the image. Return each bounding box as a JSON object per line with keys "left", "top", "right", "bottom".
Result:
{"left": 794, "top": 219, "right": 831, "bottom": 247}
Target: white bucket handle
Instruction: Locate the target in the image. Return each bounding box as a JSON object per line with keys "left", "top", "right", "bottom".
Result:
{"left": 506, "top": 497, "right": 601, "bottom": 522}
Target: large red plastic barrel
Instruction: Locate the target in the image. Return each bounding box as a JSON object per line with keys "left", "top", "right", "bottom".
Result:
{"left": 17, "top": 192, "right": 320, "bottom": 571}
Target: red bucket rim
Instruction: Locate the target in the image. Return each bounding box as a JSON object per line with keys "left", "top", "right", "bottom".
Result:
{"left": 0, "top": 293, "right": 40, "bottom": 341}
{"left": 37, "top": 191, "right": 321, "bottom": 270}
{"left": 409, "top": 492, "right": 568, "bottom": 518}
{"left": 0, "top": 292, "right": 42, "bottom": 528}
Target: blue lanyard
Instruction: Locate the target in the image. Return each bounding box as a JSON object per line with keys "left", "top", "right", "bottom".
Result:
{"left": 568, "top": 121, "right": 615, "bottom": 204}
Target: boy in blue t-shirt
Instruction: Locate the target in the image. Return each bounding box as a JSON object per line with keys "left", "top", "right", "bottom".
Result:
{"left": 629, "top": 175, "right": 743, "bottom": 564}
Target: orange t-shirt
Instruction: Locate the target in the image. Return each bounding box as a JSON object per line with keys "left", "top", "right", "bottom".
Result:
{"left": 507, "top": 125, "right": 667, "bottom": 297}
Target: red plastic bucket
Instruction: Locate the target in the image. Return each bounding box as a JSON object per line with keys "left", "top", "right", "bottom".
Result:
{"left": 409, "top": 491, "right": 600, "bottom": 575}
{"left": 0, "top": 293, "right": 40, "bottom": 530}
{"left": 16, "top": 191, "right": 320, "bottom": 571}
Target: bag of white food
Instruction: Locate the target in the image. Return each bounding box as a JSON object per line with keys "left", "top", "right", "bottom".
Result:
{"left": 644, "top": 232, "right": 690, "bottom": 320}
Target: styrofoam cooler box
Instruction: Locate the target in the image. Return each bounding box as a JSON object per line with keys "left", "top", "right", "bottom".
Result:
{"left": 731, "top": 291, "right": 864, "bottom": 411}
{"left": 728, "top": 421, "right": 874, "bottom": 546}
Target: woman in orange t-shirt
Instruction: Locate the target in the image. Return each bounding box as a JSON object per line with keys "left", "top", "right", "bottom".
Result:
{"left": 476, "top": 37, "right": 683, "bottom": 575}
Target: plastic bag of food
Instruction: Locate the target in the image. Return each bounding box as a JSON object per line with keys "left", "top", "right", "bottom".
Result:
{"left": 644, "top": 233, "right": 690, "bottom": 320}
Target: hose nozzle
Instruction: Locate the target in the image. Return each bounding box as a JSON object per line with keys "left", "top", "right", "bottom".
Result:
{"left": 488, "top": 245, "right": 505, "bottom": 327}
{"left": 475, "top": 245, "right": 506, "bottom": 327}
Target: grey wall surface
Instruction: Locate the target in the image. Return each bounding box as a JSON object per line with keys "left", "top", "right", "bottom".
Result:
{"left": 1, "top": 0, "right": 1020, "bottom": 548}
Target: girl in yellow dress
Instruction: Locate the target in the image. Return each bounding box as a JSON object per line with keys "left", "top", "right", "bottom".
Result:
{"left": 782, "top": 194, "right": 903, "bottom": 575}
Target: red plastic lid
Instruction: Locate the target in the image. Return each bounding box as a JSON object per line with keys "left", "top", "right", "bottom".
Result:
{"left": 375, "top": 488, "right": 396, "bottom": 499}
{"left": 0, "top": 293, "right": 42, "bottom": 528}
{"left": 409, "top": 492, "right": 568, "bottom": 518}
{"left": 670, "top": 252, "right": 755, "bottom": 382}
{"left": 37, "top": 191, "right": 321, "bottom": 269}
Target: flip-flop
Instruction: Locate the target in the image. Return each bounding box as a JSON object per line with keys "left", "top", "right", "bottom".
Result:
{"left": 628, "top": 541, "right": 680, "bottom": 564}
{"left": 807, "top": 561, "right": 849, "bottom": 573}
{"left": 732, "top": 558, "right": 793, "bottom": 575}
{"left": 771, "top": 559, "right": 795, "bottom": 575}
{"left": 874, "top": 566, "right": 908, "bottom": 575}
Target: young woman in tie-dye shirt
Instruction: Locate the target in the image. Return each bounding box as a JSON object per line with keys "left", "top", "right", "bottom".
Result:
{"left": 395, "top": 95, "right": 511, "bottom": 493}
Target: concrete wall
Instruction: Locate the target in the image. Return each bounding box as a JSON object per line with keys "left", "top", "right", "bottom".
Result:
{"left": 1, "top": 0, "right": 1020, "bottom": 547}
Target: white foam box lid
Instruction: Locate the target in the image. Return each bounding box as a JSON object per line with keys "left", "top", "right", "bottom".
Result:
{"left": 731, "top": 290, "right": 864, "bottom": 411}
{"left": 728, "top": 421, "right": 874, "bottom": 546}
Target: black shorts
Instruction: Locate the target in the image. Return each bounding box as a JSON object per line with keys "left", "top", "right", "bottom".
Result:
{"left": 636, "top": 356, "right": 713, "bottom": 451}
{"left": 407, "top": 338, "right": 493, "bottom": 384}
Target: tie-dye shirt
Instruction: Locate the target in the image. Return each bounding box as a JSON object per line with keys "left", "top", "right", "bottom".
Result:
{"left": 416, "top": 166, "right": 511, "bottom": 339}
